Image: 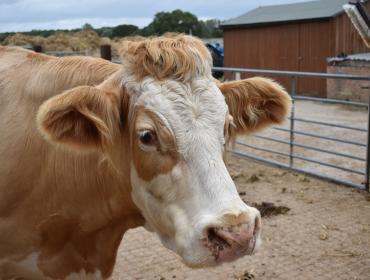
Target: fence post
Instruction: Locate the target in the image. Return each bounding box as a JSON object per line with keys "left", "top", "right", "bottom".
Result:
{"left": 365, "top": 78, "right": 370, "bottom": 192}
{"left": 289, "top": 76, "right": 297, "bottom": 167}
{"left": 100, "top": 44, "right": 112, "bottom": 61}
{"left": 33, "top": 45, "right": 43, "bottom": 53}
{"left": 235, "top": 72, "right": 241, "bottom": 80}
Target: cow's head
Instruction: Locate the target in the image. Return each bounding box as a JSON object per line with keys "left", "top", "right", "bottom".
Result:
{"left": 37, "top": 35, "right": 291, "bottom": 267}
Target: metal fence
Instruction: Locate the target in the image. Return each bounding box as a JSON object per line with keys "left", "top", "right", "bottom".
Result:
{"left": 213, "top": 66, "right": 370, "bottom": 192}
{"left": 44, "top": 50, "right": 88, "bottom": 57}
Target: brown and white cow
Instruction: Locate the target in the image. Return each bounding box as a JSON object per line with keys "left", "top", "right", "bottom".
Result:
{"left": 0, "top": 35, "right": 290, "bottom": 279}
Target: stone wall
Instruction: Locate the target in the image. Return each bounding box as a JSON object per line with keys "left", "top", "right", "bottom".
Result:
{"left": 327, "top": 61, "right": 370, "bottom": 103}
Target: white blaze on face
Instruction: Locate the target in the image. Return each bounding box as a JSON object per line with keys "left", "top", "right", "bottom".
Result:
{"left": 126, "top": 74, "right": 260, "bottom": 266}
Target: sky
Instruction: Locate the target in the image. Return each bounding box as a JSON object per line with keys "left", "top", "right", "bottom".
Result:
{"left": 0, "top": 0, "right": 310, "bottom": 33}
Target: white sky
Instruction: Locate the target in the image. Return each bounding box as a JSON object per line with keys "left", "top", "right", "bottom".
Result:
{"left": 0, "top": 0, "right": 309, "bottom": 32}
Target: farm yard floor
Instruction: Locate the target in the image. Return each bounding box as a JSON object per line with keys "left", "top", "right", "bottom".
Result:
{"left": 111, "top": 156, "right": 370, "bottom": 280}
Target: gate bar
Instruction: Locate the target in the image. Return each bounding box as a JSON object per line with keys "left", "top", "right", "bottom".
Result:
{"left": 231, "top": 150, "right": 365, "bottom": 190}
{"left": 252, "top": 136, "right": 366, "bottom": 161}
{"left": 212, "top": 66, "right": 369, "bottom": 80}
{"left": 365, "top": 80, "right": 370, "bottom": 191}
{"left": 289, "top": 77, "right": 296, "bottom": 167}
{"left": 237, "top": 142, "right": 364, "bottom": 175}
{"left": 293, "top": 96, "right": 368, "bottom": 107}
{"left": 292, "top": 117, "right": 367, "bottom": 132}
{"left": 273, "top": 127, "right": 367, "bottom": 147}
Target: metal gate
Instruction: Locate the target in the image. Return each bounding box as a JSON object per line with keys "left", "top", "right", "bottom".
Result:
{"left": 213, "top": 67, "right": 370, "bottom": 192}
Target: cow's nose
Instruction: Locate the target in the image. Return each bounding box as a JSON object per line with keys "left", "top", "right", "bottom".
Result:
{"left": 203, "top": 214, "right": 261, "bottom": 262}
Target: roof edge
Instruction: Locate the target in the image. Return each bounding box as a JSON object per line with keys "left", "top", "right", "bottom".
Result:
{"left": 220, "top": 16, "right": 333, "bottom": 29}
{"left": 221, "top": 0, "right": 351, "bottom": 29}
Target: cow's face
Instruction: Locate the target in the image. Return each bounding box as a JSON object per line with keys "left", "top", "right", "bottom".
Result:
{"left": 128, "top": 77, "right": 260, "bottom": 266}
{"left": 37, "top": 35, "right": 290, "bottom": 267}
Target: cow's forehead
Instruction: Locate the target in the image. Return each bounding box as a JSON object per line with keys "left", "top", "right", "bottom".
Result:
{"left": 129, "top": 76, "right": 228, "bottom": 149}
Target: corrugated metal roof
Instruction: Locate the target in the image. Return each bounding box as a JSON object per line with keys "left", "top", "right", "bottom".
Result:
{"left": 328, "top": 53, "right": 370, "bottom": 62}
{"left": 221, "top": 0, "right": 350, "bottom": 28}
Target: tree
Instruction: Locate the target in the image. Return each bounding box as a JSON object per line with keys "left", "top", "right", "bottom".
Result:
{"left": 203, "top": 19, "right": 223, "bottom": 38}
{"left": 0, "top": 32, "right": 14, "bottom": 44}
{"left": 82, "top": 23, "right": 94, "bottom": 31}
{"left": 111, "top": 24, "right": 139, "bottom": 38}
{"left": 140, "top": 9, "right": 207, "bottom": 37}
{"left": 95, "top": 27, "right": 113, "bottom": 38}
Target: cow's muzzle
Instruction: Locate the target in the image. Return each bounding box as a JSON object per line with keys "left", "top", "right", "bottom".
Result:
{"left": 201, "top": 214, "right": 261, "bottom": 263}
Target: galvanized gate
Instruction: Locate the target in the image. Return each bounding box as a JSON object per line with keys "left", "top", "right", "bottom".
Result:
{"left": 213, "top": 67, "right": 370, "bottom": 191}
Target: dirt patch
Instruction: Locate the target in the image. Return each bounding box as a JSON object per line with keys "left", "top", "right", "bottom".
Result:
{"left": 248, "top": 202, "right": 290, "bottom": 217}
{"left": 234, "top": 271, "right": 255, "bottom": 280}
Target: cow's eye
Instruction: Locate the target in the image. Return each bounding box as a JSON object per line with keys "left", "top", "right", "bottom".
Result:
{"left": 139, "top": 130, "right": 157, "bottom": 146}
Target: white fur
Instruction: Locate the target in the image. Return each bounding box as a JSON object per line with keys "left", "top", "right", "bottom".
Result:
{"left": 126, "top": 72, "right": 261, "bottom": 266}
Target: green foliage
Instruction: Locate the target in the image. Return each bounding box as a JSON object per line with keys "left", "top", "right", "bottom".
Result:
{"left": 0, "top": 32, "right": 13, "bottom": 44}
{"left": 203, "top": 19, "right": 223, "bottom": 38}
{"left": 82, "top": 23, "right": 94, "bottom": 31}
{"left": 139, "top": 9, "right": 208, "bottom": 37}
{"left": 111, "top": 24, "right": 139, "bottom": 38}
{"left": 95, "top": 27, "right": 113, "bottom": 38}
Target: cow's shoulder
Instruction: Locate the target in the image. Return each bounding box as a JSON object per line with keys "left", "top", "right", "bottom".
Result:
{"left": 0, "top": 47, "right": 121, "bottom": 103}
{"left": 0, "top": 46, "right": 52, "bottom": 73}
{"left": 0, "top": 46, "right": 120, "bottom": 83}
{"left": 47, "top": 55, "right": 120, "bottom": 87}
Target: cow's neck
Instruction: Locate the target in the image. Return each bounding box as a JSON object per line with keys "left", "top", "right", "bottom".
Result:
{"left": 33, "top": 138, "right": 145, "bottom": 278}
{"left": 1, "top": 142, "right": 144, "bottom": 279}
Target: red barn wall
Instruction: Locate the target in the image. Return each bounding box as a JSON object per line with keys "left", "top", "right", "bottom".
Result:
{"left": 223, "top": 2, "right": 370, "bottom": 97}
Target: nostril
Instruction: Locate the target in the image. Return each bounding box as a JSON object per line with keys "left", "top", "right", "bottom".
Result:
{"left": 253, "top": 215, "right": 261, "bottom": 235}
{"left": 206, "top": 227, "right": 231, "bottom": 248}
{"left": 207, "top": 227, "right": 217, "bottom": 242}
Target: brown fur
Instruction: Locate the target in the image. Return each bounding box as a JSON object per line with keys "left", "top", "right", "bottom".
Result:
{"left": 0, "top": 41, "right": 290, "bottom": 279}
{"left": 0, "top": 47, "right": 143, "bottom": 279}
{"left": 131, "top": 107, "right": 179, "bottom": 182}
{"left": 119, "top": 35, "right": 212, "bottom": 81}
{"left": 37, "top": 86, "right": 121, "bottom": 153}
{"left": 218, "top": 77, "right": 291, "bottom": 135}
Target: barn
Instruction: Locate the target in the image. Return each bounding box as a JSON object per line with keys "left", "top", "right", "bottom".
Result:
{"left": 221, "top": 0, "right": 370, "bottom": 97}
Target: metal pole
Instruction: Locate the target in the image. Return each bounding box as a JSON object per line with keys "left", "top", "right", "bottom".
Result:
{"left": 289, "top": 76, "right": 297, "bottom": 167}
{"left": 364, "top": 79, "right": 370, "bottom": 192}
{"left": 212, "top": 66, "right": 369, "bottom": 81}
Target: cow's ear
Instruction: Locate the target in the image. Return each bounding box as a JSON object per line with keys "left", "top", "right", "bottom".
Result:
{"left": 37, "top": 86, "right": 121, "bottom": 152}
{"left": 218, "top": 77, "right": 291, "bottom": 134}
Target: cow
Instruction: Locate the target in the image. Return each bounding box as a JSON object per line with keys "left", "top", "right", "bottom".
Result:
{"left": 0, "top": 35, "right": 291, "bottom": 279}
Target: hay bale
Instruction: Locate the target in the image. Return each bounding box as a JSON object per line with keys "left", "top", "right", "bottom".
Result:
{"left": 3, "top": 30, "right": 111, "bottom": 52}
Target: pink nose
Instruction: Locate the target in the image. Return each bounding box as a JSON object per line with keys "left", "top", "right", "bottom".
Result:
{"left": 203, "top": 216, "right": 261, "bottom": 262}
